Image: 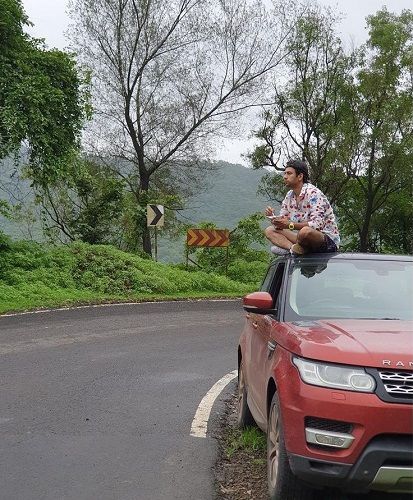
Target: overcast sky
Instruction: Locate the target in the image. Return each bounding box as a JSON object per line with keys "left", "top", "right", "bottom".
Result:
{"left": 21, "top": 0, "right": 413, "bottom": 165}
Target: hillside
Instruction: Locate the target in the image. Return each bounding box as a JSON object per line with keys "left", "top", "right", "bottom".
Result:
{"left": 158, "top": 161, "right": 274, "bottom": 261}
{"left": 179, "top": 161, "right": 271, "bottom": 227}
{"left": 1, "top": 158, "right": 278, "bottom": 261}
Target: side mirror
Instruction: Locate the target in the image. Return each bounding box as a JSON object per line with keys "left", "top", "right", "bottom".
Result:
{"left": 243, "top": 291, "right": 277, "bottom": 315}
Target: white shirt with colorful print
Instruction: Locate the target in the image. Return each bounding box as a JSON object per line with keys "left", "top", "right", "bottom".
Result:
{"left": 279, "top": 183, "right": 340, "bottom": 247}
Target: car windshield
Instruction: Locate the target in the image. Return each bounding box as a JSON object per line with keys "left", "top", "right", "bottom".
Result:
{"left": 285, "top": 258, "right": 413, "bottom": 321}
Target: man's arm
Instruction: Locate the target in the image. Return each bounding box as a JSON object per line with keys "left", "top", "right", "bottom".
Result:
{"left": 271, "top": 218, "right": 309, "bottom": 230}
{"left": 265, "top": 194, "right": 289, "bottom": 219}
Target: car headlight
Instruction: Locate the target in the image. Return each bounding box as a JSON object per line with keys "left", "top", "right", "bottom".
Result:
{"left": 293, "top": 357, "right": 376, "bottom": 393}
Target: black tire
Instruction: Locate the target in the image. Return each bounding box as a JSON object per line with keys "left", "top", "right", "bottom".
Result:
{"left": 267, "top": 393, "right": 315, "bottom": 500}
{"left": 237, "top": 361, "right": 256, "bottom": 428}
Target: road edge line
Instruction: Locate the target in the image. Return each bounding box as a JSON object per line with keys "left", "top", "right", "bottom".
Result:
{"left": 0, "top": 299, "right": 240, "bottom": 318}
{"left": 190, "top": 370, "right": 238, "bottom": 439}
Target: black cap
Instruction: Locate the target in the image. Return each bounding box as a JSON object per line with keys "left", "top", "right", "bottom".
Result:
{"left": 285, "top": 159, "right": 309, "bottom": 177}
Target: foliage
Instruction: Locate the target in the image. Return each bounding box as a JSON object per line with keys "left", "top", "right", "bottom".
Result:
{"left": 372, "top": 188, "right": 413, "bottom": 255}
{"left": 338, "top": 177, "right": 413, "bottom": 255}
{"left": 0, "top": 240, "right": 252, "bottom": 314}
{"left": 336, "top": 9, "right": 413, "bottom": 252}
{"left": 226, "top": 426, "right": 266, "bottom": 459}
{"left": 0, "top": 230, "right": 11, "bottom": 250}
{"left": 0, "top": 0, "right": 87, "bottom": 185}
{"left": 0, "top": 199, "right": 10, "bottom": 217}
{"left": 68, "top": 0, "right": 300, "bottom": 255}
{"left": 37, "top": 157, "right": 125, "bottom": 244}
{"left": 187, "top": 214, "right": 270, "bottom": 285}
{"left": 249, "top": 6, "right": 413, "bottom": 254}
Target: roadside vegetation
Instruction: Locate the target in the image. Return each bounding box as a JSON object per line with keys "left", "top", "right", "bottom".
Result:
{"left": 225, "top": 426, "right": 266, "bottom": 459}
{"left": 0, "top": 236, "right": 261, "bottom": 314}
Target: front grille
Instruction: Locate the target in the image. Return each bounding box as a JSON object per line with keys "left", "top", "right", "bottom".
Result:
{"left": 379, "top": 370, "right": 413, "bottom": 399}
{"left": 305, "top": 417, "right": 353, "bottom": 434}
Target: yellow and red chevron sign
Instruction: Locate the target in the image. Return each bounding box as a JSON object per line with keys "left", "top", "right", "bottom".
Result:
{"left": 187, "top": 228, "right": 229, "bottom": 247}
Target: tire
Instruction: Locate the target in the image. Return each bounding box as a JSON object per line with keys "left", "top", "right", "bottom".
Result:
{"left": 267, "top": 393, "right": 315, "bottom": 500}
{"left": 237, "top": 361, "right": 256, "bottom": 428}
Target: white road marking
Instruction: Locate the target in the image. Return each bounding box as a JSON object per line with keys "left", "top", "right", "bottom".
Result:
{"left": 190, "top": 370, "right": 238, "bottom": 438}
{"left": 0, "top": 299, "right": 239, "bottom": 318}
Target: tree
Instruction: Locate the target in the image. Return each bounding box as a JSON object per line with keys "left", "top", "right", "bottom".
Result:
{"left": 38, "top": 158, "right": 125, "bottom": 244}
{"left": 0, "top": 0, "right": 87, "bottom": 186}
{"left": 68, "top": 0, "right": 299, "bottom": 255}
{"left": 248, "top": 5, "right": 354, "bottom": 204}
{"left": 339, "top": 175, "right": 413, "bottom": 254}
{"left": 249, "top": 7, "right": 413, "bottom": 254}
{"left": 337, "top": 9, "right": 413, "bottom": 252}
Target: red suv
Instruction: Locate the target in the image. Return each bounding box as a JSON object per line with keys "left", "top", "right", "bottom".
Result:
{"left": 237, "top": 253, "right": 413, "bottom": 499}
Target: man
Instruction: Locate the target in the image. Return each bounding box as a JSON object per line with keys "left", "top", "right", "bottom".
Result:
{"left": 265, "top": 159, "right": 340, "bottom": 255}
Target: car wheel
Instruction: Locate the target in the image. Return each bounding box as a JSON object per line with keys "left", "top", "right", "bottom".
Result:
{"left": 237, "top": 360, "right": 255, "bottom": 428}
{"left": 267, "top": 393, "right": 315, "bottom": 500}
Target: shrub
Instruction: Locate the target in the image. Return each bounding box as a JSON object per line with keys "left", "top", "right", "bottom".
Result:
{"left": 0, "top": 239, "right": 253, "bottom": 314}
{"left": 227, "top": 259, "right": 268, "bottom": 285}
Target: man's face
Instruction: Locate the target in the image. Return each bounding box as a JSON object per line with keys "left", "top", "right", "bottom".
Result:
{"left": 283, "top": 166, "right": 302, "bottom": 188}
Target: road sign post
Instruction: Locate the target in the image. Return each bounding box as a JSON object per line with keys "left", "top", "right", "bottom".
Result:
{"left": 154, "top": 226, "right": 158, "bottom": 262}
{"left": 147, "top": 204, "right": 164, "bottom": 261}
{"left": 186, "top": 228, "right": 230, "bottom": 274}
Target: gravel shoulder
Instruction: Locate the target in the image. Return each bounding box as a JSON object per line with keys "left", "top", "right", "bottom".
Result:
{"left": 214, "top": 391, "right": 267, "bottom": 500}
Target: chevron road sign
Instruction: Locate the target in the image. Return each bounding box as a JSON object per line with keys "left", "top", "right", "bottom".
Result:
{"left": 186, "top": 228, "right": 229, "bottom": 247}
{"left": 147, "top": 204, "right": 164, "bottom": 227}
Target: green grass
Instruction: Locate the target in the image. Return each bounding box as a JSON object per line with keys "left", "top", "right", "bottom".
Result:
{"left": 0, "top": 240, "right": 257, "bottom": 314}
{"left": 225, "top": 426, "right": 267, "bottom": 459}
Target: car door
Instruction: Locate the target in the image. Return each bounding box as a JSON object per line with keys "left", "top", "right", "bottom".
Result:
{"left": 246, "top": 262, "right": 286, "bottom": 428}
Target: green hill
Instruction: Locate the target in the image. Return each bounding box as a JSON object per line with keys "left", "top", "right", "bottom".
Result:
{"left": 179, "top": 161, "right": 271, "bottom": 227}
{"left": 1, "top": 158, "right": 278, "bottom": 262}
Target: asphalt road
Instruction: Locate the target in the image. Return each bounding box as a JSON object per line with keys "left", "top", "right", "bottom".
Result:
{"left": 0, "top": 300, "right": 243, "bottom": 500}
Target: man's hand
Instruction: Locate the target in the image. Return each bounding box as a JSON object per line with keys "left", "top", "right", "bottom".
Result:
{"left": 265, "top": 206, "right": 274, "bottom": 217}
{"left": 271, "top": 216, "right": 289, "bottom": 229}
{"left": 264, "top": 207, "right": 290, "bottom": 229}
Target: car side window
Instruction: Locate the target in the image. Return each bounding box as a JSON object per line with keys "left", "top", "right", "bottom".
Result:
{"left": 271, "top": 264, "right": 285, "bottom": 308}
{"left": 260, "top": 263, "right": 286, "bottom": 311}
{"left": 260, "top": 264, "right": 277, "bottom": 293}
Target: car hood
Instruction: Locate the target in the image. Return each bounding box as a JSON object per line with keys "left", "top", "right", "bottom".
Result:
{"left": 280, "top": 319, "right": 413, "bottom": 369}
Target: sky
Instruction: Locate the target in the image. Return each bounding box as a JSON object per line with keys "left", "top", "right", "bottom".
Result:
{"left": 21, "top": 0, "right": 413, "bottom": 166}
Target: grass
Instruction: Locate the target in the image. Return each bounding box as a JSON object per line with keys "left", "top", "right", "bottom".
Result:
{"left": 225, "top": 426, "right": 267, "bottom": 459}
{"left": 0, "top": 240, "right": 258, "bottom": 314}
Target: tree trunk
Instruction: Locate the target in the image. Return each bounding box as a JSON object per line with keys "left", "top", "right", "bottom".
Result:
{"left": 139, "top": 173, "right": 152, "bottom": 257}
{"left": 359, "top": 200, "right": 373, "bottom": 252}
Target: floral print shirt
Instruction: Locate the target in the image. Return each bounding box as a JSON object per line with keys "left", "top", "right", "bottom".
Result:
{"left": 279, "top": 183, "right": 340, "bottom": 247}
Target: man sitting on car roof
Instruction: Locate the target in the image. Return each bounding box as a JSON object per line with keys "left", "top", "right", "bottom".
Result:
{"left": 264, "top": 159, "right": 340, "bottom": 255}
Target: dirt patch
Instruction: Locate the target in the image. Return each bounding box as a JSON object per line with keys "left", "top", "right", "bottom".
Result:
{"left": 214, "top": 391, "right": 267, "bottom": 500}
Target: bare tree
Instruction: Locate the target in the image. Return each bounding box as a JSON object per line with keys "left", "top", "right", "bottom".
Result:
{"left": 68, "top": 0, "right": 297, "bottom": 254}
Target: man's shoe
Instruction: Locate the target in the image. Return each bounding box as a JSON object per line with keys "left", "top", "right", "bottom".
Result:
{"left": 290, "top": 243, "right": 306, "bottom": 255}
{"left": 270, "top": 245, "right": 290, "bottom": 255}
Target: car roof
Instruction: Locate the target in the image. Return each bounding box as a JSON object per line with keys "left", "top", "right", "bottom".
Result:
{"left": 271, "top": 252, "right": 413, "bottom": 266}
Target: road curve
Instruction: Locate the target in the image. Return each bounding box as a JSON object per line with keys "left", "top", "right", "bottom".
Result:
{"left": 0, "top": 300, "right": 243, "bottom": 500}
